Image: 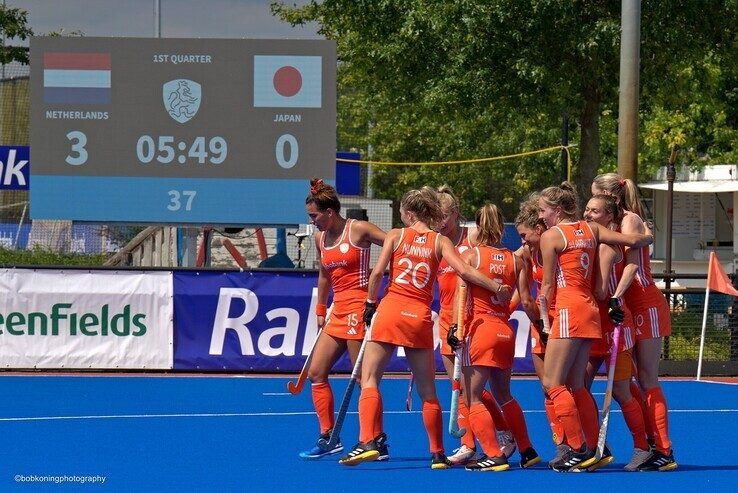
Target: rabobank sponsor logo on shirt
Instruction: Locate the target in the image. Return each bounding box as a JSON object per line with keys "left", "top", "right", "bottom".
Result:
{"left": 253, "top": 55, "right": 322, "bottom": 108}
{"left": 493, "top": 253, "right": 504, "bottom": 261}
{"left": 414, "top": 235, "right": 427, "bottom": 244}
{"left": 574, "top": 229, "right": 584, "bottom": 236}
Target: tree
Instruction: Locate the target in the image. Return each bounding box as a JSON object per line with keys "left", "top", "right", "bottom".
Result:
{"left": 0, "top": 4, "right": 33, "bottom": 65}
{"left": 274, "top": 1, "right": 738, "bottom": 218}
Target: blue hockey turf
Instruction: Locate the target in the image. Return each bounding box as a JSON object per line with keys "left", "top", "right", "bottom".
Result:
{"left": 1, "top": 375, "right": 736, "bottom": 491}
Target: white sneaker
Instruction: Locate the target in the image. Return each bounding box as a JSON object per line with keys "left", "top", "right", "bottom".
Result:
{"left": 496, "top": 430, "right": 517, "bottom": 459}
{"left": 624, "top": 448, "right": 652, "bottom": 471}
{"left": 448, "top": 445, "right": 477, "bottom": 465}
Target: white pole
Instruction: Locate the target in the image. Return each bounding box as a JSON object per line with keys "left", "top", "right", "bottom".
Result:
{"left": 696, "top": 252, "right": 714, "bottom": 381}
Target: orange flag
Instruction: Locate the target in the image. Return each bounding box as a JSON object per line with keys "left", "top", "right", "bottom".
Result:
{"left": 707, "top": 251, "right": 738, "bottom": 296}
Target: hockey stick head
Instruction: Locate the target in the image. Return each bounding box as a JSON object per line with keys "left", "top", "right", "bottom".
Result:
{"left": 316, "top": 436, "right": 338, "bottom": 451}
{"left": 287, "top": 380, "right": 302, "bottom": 395}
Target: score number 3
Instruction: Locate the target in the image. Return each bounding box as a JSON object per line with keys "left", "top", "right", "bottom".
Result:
{"left": 167, "top": 190, "right": 196, "bottom": 211}
{"left": 66, "top": 131, "right": 88, "bottom": 166}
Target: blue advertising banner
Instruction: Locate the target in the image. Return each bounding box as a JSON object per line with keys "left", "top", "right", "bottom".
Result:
{"left": 173, "top": 270, "right": 535, "bottom": 373}
{"left": 0, "top": 146, "right": 30, "bottom": 190}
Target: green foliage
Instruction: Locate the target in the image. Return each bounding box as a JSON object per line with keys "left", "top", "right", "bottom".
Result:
{"left": 272, "top": 0, "right": 738, "bottom": 217}
{"left": 0, "top": 246, "right": 108, "bottom": 266}
{"left": 0, "top": 4, "right": 33, "bottom": 65}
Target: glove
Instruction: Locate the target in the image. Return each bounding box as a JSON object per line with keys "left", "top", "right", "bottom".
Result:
{"left": 363, "top": 301, "right": 377, "bottom": 327}
{"left": 534, "top": 320, "right": 549, "bottom": 346}
{"left": 447, "top": 323, "right": 460, "bottom": 350}
{"left": 607, "top": 297, "right": 625, "bottom": 324}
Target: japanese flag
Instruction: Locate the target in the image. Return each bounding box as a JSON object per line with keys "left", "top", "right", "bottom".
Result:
{"left": 253, "top": 55, "right": 322, "bottom": 108}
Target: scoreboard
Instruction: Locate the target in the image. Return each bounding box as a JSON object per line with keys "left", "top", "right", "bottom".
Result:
{"left": 30, "top": 37, "right": 336, "bottom": 225}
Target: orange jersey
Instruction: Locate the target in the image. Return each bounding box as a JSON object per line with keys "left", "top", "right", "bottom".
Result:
{"left": 619, "top": 214, "right": 672, "bottom": 340}
{"left": 550, "top": 221, "right": 600, "bottom": 339}
{"left": 437, "top": 228, "right": 472, "bottom": 322}
{"left": 463, "top": 246, "right": 517, "bottom": 369}
{"left": 591, "top": 245, "right": 635, "bottom": 357}
{"left": 623, "top": 245, "right": 671, "bottom": 340}
{"left": 469, "top": 246, "right": 517, "bottom": 320}
{"left": 383, "top": 228, "right": 441, "bottom": 306}
{"left": 319, "top": 219, "right": 370, "bottom": 340}
{"left": 371, "top": 228, "right": 441, "bottom": 349}
{"left": 436, "top": 228, "right": 473, "bottom": 356}
{"left": 319, "top": 219, "right": 370, "bottom": 303}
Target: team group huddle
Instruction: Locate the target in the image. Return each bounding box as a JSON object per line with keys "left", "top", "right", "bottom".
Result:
{"left": 297, "top": 174, "right": 677, "bottom": 473}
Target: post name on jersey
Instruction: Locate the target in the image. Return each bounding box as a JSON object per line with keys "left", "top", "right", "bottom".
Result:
{"left": 402, "top": 243, "right": 432, "bottom": 259}
{"left": 488, "top": 263, "right": 506, "bottom": 275}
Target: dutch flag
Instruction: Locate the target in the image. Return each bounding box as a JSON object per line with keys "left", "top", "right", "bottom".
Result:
{"left": 253, "top": 55, "right": 322, "bottom": 108}
{"left": 43, "top": 52, "right": 111, "bottom": 104}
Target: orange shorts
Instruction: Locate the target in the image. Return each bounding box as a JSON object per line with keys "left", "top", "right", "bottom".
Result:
{"left": 631, "top": 299, "right": 672, "bottom": 341}
{"left": 551, "top": 293, "right": 601, "bottom": 340}
{"left": 370, "top": 297, "right": 434, "bottom": 349}
{"left": 591, "top": 308, "right": 636, "bottom": 357}
{"left": 437, "top": 310, "right": 455, "bottom": 356}
{"left": 462, "top": 315, "right": 515, "bottom": 370}
{"left": 323, "top": 298, "right": 366, "bottom": 341}
{"left": 605, "top": 349, "right": 635, "bottom": 381}
{"left": 626, "top": 284, "right": 672, "bottom": 340}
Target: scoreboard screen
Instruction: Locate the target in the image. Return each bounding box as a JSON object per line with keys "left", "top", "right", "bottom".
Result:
{"left": 30, "top": 37, "right": 336, "bottom": 225}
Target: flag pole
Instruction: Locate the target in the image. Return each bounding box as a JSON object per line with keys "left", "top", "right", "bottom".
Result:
{"left": 697, "top": 252, "right": 714, "bottom": 381}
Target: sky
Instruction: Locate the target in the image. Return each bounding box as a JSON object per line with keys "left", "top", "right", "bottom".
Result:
{"left": 6, "top": 0, "right": 322, "bottom": 41}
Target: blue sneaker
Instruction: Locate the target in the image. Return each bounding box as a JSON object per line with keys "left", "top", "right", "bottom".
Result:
{"left": 299, "top": 430, "right": 344, "bottom": 460}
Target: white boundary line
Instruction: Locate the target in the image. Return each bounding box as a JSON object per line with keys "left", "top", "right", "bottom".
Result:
{"left": 1, "top": 408, "right": 736, "bottom": 423}
{"left": 695, "top": 379, "right": 738, "bottom": 386}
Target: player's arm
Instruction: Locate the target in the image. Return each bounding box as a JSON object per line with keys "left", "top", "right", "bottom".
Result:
{"left": 591, "top": 221, "right": 652, "bottom": 248}
{"left": 594, "top": 243, "right": 617, "bottom": 301}
{"left": 355, "top": 220, "right": 386, "bottom": 247}
{"left": 440, "top": 236, "right": 512, "bottom": 304}
{"left": 367, "top": 229, "right": 398, "bottom": 302}
{"left": 539, "top": 229, "right": 561, "bottom": 305}
{"left": 314, "top": 233, "right": 330, "bottom": 328}
{"left": 515, "top": 248, "right": 538, "bottom": 321}
{"left": 612, "top": 246, "right": 639, "bottom": 298}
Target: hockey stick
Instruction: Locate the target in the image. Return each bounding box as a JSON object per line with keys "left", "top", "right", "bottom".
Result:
{"left": 595, "top": 323, "right": 622, "bottom": 460}
{"left": 287, "top": 328, "right": 322, "bottom": 395}
{"left": 405, "top": 374, "right": 414, "bottom": 411}
{"left": 449, "top": 283, "right": 468, "bottom": 438}
{"left": 318, "top": 328, "right": 370, "bottom": 451}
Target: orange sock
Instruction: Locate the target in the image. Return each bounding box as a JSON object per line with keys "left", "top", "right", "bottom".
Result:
{"left": 481, "top": 389, "right": 510, "bottom": 431}
{"left": 572, "top": 388, "right": 600, "bottom": 450}
{"left": 311, "top": 382, "right": 334, "bottom": 434}
{"left": 645, "top": 386, "right": 672, "bottom": 453}
{"left": 630, "top": 380, "right": 655, "bottom": 440}
{"left": 546, "top": 385, "right": 585, "bottom": 450}
{"left": 501, "top": 398, "right": 532, "bottom": 451}
{"left": 422, "top": 399, "right": 445, "bottom": 454}
{"left": 544, "top": 396, "right": 565, "bottom": 445}
{"left": 375, "top": 390, "right": 384, "bottom": 439}
{"left": 468, "top": 402, "right": 502, "bottom": 457}
{"left": 358, "top": 387, "right": 382, "bottom": 443}
{"left": 458, "top": 399, "right": 476, "bottom": 449}
{"left": 621, "top": 397, "right": 649, "bottom": 451}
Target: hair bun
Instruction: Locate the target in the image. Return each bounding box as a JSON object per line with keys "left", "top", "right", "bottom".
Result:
{"left": 310, "top": 178, "right": 325, "bottom": 196}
